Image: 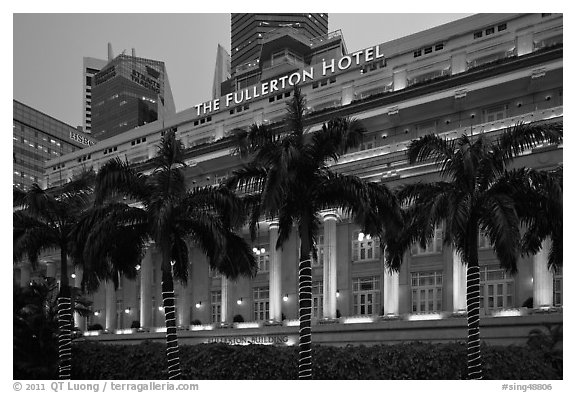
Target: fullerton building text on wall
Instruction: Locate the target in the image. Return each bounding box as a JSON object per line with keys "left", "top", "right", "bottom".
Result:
{"left": 194, "top": 45, "right": 384, "bottom": 116}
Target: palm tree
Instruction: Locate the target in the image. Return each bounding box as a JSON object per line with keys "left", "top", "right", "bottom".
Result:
{"left": 13, "top": 170, "right": 95, "bottom": 380}
{"left": 73, "top": 130, "right": 257, "bottom": 380}
{"left": 382, "top": 122, "right": 562, "bottom": 379}
{"left": 227, "top": 85, "right": 401, "bottom": 379}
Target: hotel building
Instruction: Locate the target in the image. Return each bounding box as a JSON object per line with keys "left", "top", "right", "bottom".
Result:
{"left": 23, "top": 13, "right": 563, "bottom": 344}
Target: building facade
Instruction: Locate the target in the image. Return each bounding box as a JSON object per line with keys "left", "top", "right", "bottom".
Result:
{"left": 230, "top": 13, "right": 328, "bottom": 70}
{"left": 82, "top": 56, "right": 109, "bottom": 134}
{"left": 89, "top": 53, "right": 176, "bottom": 141}
{"left": 13, "top": 100, "right": 96, "bottom": 191}
{"left": 34, "top": 13, "right": 562, "bottom": 337}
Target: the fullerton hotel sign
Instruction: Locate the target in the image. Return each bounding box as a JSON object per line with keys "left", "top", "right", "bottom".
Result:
{"left": 194, "top": 45, "right": 384, "bottom": 117}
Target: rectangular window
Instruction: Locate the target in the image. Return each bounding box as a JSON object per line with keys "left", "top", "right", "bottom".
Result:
{"left": 411, "top": 271, "right": 443, "bottom": 312}
{"left": 414, "top": 49, "right": 422, "bottom": 58}
{"left": 353, "top": 276, "right": 380, "bottom": 316}
{"left": 253, "top": 287, "right": 270, "bottom": 321}
{"left": 474, "top": 31, "right": 483, "bottom": 39}
{"left": 498, "top": 23, "right": 507, "bottom": 31}
{"left": 479, "top": 265, "right": 514, "bottom": 312}
{"left": 211, "top": 291, "right": 222, "bottom": 323}
{"left": 352, "top": 230, "right": 380, "bottom": 262}
{"left": 484, "top": 106, "right": 506, "bottom": 122}
{"left": 435, "top": 43, "right": 444, "bottom": 51}
{"left": 411, "top": 224, "right": 443, "bottom": 255}
{"left": 256, "top": 246, "right": 270, "bottom": 273}
{"left": 485, "top": 27, "right": 495, "bottom": 35}
{"left": 312, "top": 281, "right": 323, "bottom": 319}
{"left": 553, "top": 267, "right": 562, "bottom": 307}
{"left": 424, "top": 46, "right": 433, "bottom": 54}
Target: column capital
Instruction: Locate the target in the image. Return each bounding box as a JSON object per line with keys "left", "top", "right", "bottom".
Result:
{"left": 321, "top": 210, "right": 340, "bottom": 222}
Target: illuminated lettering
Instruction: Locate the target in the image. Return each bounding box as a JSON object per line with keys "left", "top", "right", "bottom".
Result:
{"left": 302, "top": 67, "right": 314, "bottom": 82}
{"left": 226, "top": 93, "right": 234, "bottom": 107}
{"left": 288, "top": 72, "right": 301, "bottom": 86}
{"left": 338, "top": 56, "right": 352, "bottom": 71}
{"left": 261, "top": 81, "right": 269, "bottom": 95}
{"left": 365, "top": 47, "right": 374, "bottom": 62}
{"left": 192, "top": 45, "right": 385, "bottom": 115}
{"left": 269, "top": 79, "right": 279, "bottom": 93}
{"left": 322, "top": 59, "right": 335, "bottom": 76}
{"left": 234, "top": 91, "right": 244, "bottom": 104}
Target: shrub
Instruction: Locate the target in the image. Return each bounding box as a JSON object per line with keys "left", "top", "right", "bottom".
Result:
{"left": 71, "top": 342, "right": 561, "bottom": 380}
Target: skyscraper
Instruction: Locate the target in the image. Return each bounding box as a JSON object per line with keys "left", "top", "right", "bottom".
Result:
{"left": 90, "top": 52, "right": 175, "bottom": 141}
{"left": 230, "top": 13, "right": 328, "bottom": 71}
{"left": 82, "top": 57, "right": 108, "bottom": 134}
{"left": 13, "top": 100, "right": 96, "bottom": 191}
{"left": 212, "top": 44, "right": 231, "bottom": 100}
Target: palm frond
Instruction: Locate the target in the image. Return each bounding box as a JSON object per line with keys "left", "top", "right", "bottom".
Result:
{"left": 407, "top": 133, "right": 455, "bottom": 167}
{"left": 478, "top": 192, "right": 521, "bottom": 273}
{"left": 13, "top": 211, "right": 59, "bottom": 267}
{"left": 309, "top": 117, "right": 366, "bottom": 163}
{"left": 494, "top": 122, "right": 563, "bottom": 164}
{"left": 284, "top": 85, "right": 306, "bottom": 138}
{"left": 95, "top": 157, "right": 148, "bottom": 205}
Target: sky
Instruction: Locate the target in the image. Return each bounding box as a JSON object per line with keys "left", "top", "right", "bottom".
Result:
{"left": 13, "top": 13, "right": 473, "bottom": 129}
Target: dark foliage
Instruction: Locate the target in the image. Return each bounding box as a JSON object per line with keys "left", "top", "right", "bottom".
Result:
{"left": 69, "top": 342, "right": 561, "bottom": 380}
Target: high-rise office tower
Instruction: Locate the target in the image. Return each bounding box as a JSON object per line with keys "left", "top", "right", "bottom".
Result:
{"left": 90, "top": 52, "right": 175, "bottom": 141}
{"left": 212, "top": 44, "right": 231, "bottom": 100}
{"left": 13, "top": 100, "right": 96, "bottom": 190}
{"left": 230, "top": 13, "right": 328, "bottom": 71}
{"left": 82, "top": 57, "right": 108, "bottom": 134}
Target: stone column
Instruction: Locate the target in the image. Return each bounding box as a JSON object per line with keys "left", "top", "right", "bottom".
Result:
{"left": 269, "top": 221, "right": 283, "bottom": 321}
{"left": 221, "top": 276, "right": 229, "bottom": 323}
{"left": 74, "top": 266, "right": 86, "bottom": 331}
{"left": 393, "top": 68, "right": 407, "bottom": 91}
{"left": 105, "top": 280, "right": 117, "bottom": 331}
{"left": 533, "top": 238, "right": 554, "bottom": 308}
{"left": 176, "top": 279, "right": 191, "bottom": 327}
{"left": 322, "top": 212, "right": 338, "bottom": 319}
{"left": 383, "top": 268, "right": 399, "bottom": 316}
{"left": 517, "top": 32, "right": 534, "bottom": 56}
{"left": 453, "top": 251, "right": 467, "bottom": 312}
{"left": 140, "top": 247, "right": 153, "bottom": 328}
{"left": 19, "top": 262, "right": 31, "bottom": 287}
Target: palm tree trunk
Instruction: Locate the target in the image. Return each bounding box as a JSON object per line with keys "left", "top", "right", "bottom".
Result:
{"left": 465, "top": 227, "right": 482, "bottom": 379}
{"left": 298, "top": 227, "right": 313, "bottom": 379}
{"left": 57, "top": 248, "right": 72, "bottom": 379}
{"left": 161, "top": 267, "right": 181, "bottom": 380}
{"left": 466, "top": 264, "right": 482, "bottom": 379}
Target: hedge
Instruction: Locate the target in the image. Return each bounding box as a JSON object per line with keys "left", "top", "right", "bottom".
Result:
{"left": 68, "top": 341, "right": 561, "bottom": 380}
